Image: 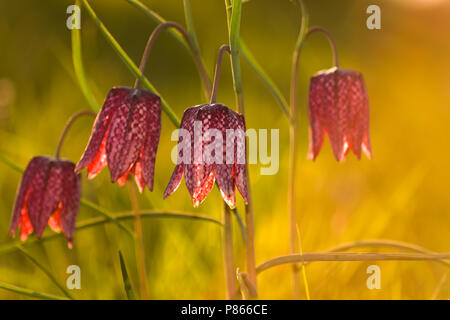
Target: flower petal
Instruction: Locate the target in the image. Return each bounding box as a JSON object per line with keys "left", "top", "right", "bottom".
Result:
{"left": 106, "top": 88, "right": 149, "bottom": 183}
{"left": 58, "top": 161, "right": 81, "bottom": 244}
{"left": 76, "top": 87, "right": 127, "bottom": 173}
{"left": 163, "top": 164, "right": 184, "bottom": 199}
{"left": 137, "top": 92, "right": 161, "bottom": 191}
{"left": 192, "top": 171, "right": 215, "bottom": 207}
{"left": 307, "top": 75, "right": 326, "bottom": 160}
{"left": 10, "top": 156, "right": 47, "bottom": 237}
{"left": 234, "top": 114, "right": 248, "bottom": 204}
{"left": 24, "top": 157, "right": 52, "bottom": 235}
{"left": 36, "top": 160, "right": 64, "bottom": 237}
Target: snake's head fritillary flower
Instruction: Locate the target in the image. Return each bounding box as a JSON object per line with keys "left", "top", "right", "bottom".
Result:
{"left": 308, "top": 67, "right": 372, "bottom": 161}
{"left": 75, "top": 87, "right": 161, "bottom": 192}
{"left": 9, "top": 156, "right": 81, "bottom": 247}
{"left": 163, "top": 104, "right": 248, "bottom": 209}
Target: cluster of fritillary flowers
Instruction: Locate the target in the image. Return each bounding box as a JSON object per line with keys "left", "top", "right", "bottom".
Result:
{"left": 8, "top": 20, "right": 371, "bottom": 250}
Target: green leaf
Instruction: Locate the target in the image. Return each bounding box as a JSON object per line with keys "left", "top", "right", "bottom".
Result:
{"left": 72, "top": 0, "right": 99, "bottom": 111}
{"left": 229, "top": 0, "right": 244, "bottom": 109}
{"left": 183, "top": 0, "right": 201, "bottom": 56}
{"left": 118, "top": 251, "right": 136, "bottom": 300}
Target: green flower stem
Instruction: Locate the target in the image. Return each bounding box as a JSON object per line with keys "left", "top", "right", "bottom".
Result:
{"left": 225, "top": 0, "right": 258, "bottom": 295}
{"left": 80, "top": 0, "right": 180, "bottom": 127}
{"left": 80, "top": 199, "right": 135, "bottom": 237}
{"left": 133, "top": 21, "right": 208, "bottom": 96}
{"left": 210, "top": 45, "right": 231, "bottom": 104}
{"left": 288, "top": 0, "right": 308, "bottom": 300}
{"left": 55, "top": 110, "right": 96, "bottom": 159}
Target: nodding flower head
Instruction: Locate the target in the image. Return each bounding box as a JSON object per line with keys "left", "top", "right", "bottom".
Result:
{"left": 164, "top": 104, "right": 248, "bottom": 209}
{"left": 308, "top": 67, "right": 372, "bottom": 161}
{"left": 75, "top": 87, "right": 161, "bottom": 192}
{"left": 9, "top": 156, "right": 81, "bottom": 247}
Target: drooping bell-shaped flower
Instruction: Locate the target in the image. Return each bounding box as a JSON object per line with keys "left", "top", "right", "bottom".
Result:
{"left": 75, "top": 87, "right": 161, "bottom": 192}
{"left": 164, "top": 104, "right": 248, "bottom": 209}
{"left": 9, "top": 156, "right": 81, "bottom": 247}
{"left": 308, "top": 67, "right": 372, "bottom": 161}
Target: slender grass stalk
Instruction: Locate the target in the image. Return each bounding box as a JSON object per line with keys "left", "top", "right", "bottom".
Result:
{"left": 256, "top": 252, "right": 450, "bottom": 275}
{"left": 17, "top": 245, "right": 73, "bottom": 299}
{"left": 210, "top": 45, "right": 231, "bottom": 104}
{"left": 80, "top": 199, "right": 135, "bottom": 237}
{"left": 232, "top": 208, "right": 246, "bottom": 244}
{"left": 225, "top": 0, "right": 258, "bottom": 294}
{"left": 119, "top": 251, "right": 136, "bottom": 300}
{"left": 0, "top": 281, "right": 69, "bottom": 300}
{"left": 72, "top": 0, "right": 98, "bottom": 111}
{"left": 127, "top": 183, "right": 148, "bottom": 300}
{"left": 79, "top": 0, "right": 180, "bottom": 127}
{"left": 295, "top": 225, "right": 310, "bottom": 300}
{"left": 0, "top": 155, "right": 22, "bottom": 173}
{"left": 222, "top": 204, "right": 235, "bottom": 299}
{"left": 55, "top": 110, "right": 96, "bottom": 159}
{"left": 288, "top": 0, "right": 308, "bottom": 299}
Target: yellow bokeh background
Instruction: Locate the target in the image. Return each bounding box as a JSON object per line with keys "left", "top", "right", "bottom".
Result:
{"left": 0, "top": 0, "right": 449, "bottom": 299}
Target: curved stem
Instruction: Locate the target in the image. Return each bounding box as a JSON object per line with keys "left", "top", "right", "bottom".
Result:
{"left": 256, "top": 252, "right": 450, "bottom": 275}
{"left": 55, "top": 110, "right": 96, "bottom": 159}
{"left": 305, "top": 26, "right": 339, "bottom": 68}
{"left": 288, "top": 0, "right": 308, "bottom": 299}
{"left": 210, "top": 45, "right": 231, "bottom": 104}
{"left": 134, "top": 21, "right": 211, "bottom": 99}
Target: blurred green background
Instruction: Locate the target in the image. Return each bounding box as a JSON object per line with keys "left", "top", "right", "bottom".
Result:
{"left": 0, "top": 0, "right": 449, "bottom": 299}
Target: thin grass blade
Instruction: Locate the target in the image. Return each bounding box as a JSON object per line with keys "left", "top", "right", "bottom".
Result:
{"left": 118, "top": 251, "right": 136, "bottom": 300}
